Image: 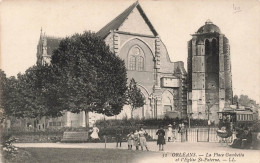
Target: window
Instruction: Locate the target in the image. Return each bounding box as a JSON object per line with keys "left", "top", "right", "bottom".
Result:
{"left": 129, "top": 56, "right": 136, "bottom": 70}
{"left": 137, "top": 57, "right": 144, "bottom": 71}
{"left": 128, "top": 45, "right": 145, "bottom": 71}
{"left": 205, "top": 39, "right": 210, "bottom": 55}
{"left": 212, "top": 38, "right": 219, "bottom": 55}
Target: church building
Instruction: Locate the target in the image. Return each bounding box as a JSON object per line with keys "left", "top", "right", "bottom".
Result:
{"left": 36, "top": 1, "right": 187, "bottom": 128}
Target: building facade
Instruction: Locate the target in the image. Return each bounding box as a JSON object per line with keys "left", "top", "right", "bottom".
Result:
{"left": 187, "top": 20, "right": 233, "bottom": 123}
{"left": 35, "top": 2, "right": 187, "bottom": 128}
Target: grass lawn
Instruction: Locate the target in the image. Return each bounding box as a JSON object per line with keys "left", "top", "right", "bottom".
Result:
{"left": 5, "top": 148, "right": 161, "bottom": 163}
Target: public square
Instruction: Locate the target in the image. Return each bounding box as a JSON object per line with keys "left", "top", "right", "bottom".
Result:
{"left": 1, "top": 1, "right": 260, "bottom": 163}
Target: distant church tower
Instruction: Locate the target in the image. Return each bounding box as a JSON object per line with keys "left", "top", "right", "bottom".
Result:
{"left": 187, "top": 20, "right": 233, "bottom": 122}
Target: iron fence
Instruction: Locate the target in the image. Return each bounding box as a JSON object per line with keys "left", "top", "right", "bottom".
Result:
{"left": 146, "top": 128, "right": 233, "bottom": 143}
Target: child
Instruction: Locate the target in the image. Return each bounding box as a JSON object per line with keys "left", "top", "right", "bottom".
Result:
{"left": 127, "top": 131, "right": 134, "bottom": 150}
{"left": 133, "top": 130, "right": 139, "bottom": 150}
{"left": 167, "top": 124, "right": 173, "bottom": 142}
{"left": 139, "top": 127, "right": 149, "bottom": 151}
{"left": 116, "top": 127, "right": 123, "bottom": 147}
{"left": 90, "top": 125, "right": 100, "bottom": 142}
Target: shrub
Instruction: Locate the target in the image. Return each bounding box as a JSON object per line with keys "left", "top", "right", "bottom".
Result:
{"left": 95, "top": 117, "right": 214, "bottom": 129}
{"left": 1, "top": 132, "right": 19, "bottom": 161}
{"left": 251, "top": 121, "right": 260, "bottom": 132}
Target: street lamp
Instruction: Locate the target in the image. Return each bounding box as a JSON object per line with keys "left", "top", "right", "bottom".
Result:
{"left": 188, "top": 112, "right": 193, "bottom": 128}
{"left": 206, "top": 100, "right": 211, "bottom": 142}
{"left": 154, "top": 97, "right": 158, "bottom": 119}
{"left": 206, "top": 101, "right": 211, "bottom": 122}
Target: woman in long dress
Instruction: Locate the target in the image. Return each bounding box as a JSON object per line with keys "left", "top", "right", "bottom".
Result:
{"left": 90, "top": 125, "right": 100, "bottom": 141}
{"left": 156, "top": 125, "right": 166, "bottom": 151}
{"left": 133, "top": 130, "right": 140, "bottom": 150}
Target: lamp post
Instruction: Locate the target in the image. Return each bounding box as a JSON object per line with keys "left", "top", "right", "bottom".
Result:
{"left": 206, "top": 100, "right": 211, "bottom": 142}
{"left": 155, "top": 97, "right": 158, "bottom": 120}
{"left": 188, "top": 112, "right": 193, "bottom": 128}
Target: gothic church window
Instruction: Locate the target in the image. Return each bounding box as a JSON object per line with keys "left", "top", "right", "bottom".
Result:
{"left": 128, "top": 45, "right": 145, "bottom": 71}
{"left": 137, "top": 57, "right": 144, "bottom": 71}
{"left": 205, "top": 39, "right": 210, "bottom": 55}
{"left": 212, "top": 38, "right": 219, "bottom": 55}
{"left": 129, "top": 56, "right": 136, "bottom": 70}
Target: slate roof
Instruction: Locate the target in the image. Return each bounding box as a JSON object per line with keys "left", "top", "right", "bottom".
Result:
{"left": 96, "top": 1, "right": 158, "bottom": 38}
{"left": 45, "top": 36, "right": 62, "bottom": 56}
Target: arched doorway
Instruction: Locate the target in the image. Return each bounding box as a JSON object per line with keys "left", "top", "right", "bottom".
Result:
{"left": 161, "top": 90, "right": 174, "bottom": 118}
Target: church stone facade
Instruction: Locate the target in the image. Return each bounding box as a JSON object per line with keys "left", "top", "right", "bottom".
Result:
{"left": 36, "top": 2, "right": 187, "bottom": 128}
{"left": 187, "top": 20, "right": 233, "bottom": 123}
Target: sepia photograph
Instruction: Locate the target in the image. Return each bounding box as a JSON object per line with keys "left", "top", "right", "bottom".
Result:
{"left": 0, "top": 0, "right": 259, "bottom": 162}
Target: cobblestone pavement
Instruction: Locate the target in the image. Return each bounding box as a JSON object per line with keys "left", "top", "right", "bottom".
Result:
{"left": 14, "top": 142, "right": 260, "bottom": 163}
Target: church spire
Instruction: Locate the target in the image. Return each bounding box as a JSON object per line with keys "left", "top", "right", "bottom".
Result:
{"left": 40, "top": 27, "right": 43, "bottom": 38}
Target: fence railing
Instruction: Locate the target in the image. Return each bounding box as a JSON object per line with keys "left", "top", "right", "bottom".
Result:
{"left": 146, "top": 128, "right": 233, "bottom": 143}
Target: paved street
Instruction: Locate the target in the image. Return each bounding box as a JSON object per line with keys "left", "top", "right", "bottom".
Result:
{"left": 14, "top": 142, "right": 260, "bottom": 163}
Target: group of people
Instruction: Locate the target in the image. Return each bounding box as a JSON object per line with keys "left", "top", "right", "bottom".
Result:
{"left": 156, "top": 122, "right": 186, "bottom": 151}
{"left": 90, "top": 122, "right": 185, "bottom": 151}
{"left": 231, "top": 127, "right": 253, "bottom": 149}
{"left": 126, "top": 127, "right": 149, "bottom": 151}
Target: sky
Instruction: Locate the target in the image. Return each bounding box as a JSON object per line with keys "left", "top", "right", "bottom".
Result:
{"left": 1, "top": 0, "right": 260, "bottom": 102}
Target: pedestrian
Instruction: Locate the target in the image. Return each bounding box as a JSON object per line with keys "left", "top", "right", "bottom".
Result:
{"left": 139, "top": 127, "right": 149, "bottom": 151}
{"left": 178, "top": 123, "right": 182, "bottom": 133}
{"left": 180, "top": 122, "right": 185, "bottom": 142}
{"left": 172, "top": 122, "right": 177, "bottom": 141}
{"left": 90, "top": 125, "right": 100, "bottom": 142}
{"left": 167, "top": 124, "right": 173, "bottom": 142}
{"left": 116, "top": 127, "right": 123, "bottom": 147}
{"left": 156, "top": 125, "right": 166, "bottom": 151}
{"left": 133, "top": 129, "right": 139, "bottom": 150}
{"left": 127, "top": 131, "right": 134, "bottom": 150}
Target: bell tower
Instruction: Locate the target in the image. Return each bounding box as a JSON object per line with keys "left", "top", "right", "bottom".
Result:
{"left": 187, "top": 20, "right": 233, "bottom": 122}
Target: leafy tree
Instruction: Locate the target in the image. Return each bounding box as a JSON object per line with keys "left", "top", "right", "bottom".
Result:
{"left": 1, "top": 31, "right": 127, "bottom": 128}
{"left": 0, "top": 70, "right": 7, "bottom": 126}
{"left": 1, "top": 65, "right": 64, "bottom": 119}
{"left": 233, "top": 95, "right": 238, "bottom": 105}
{"left": 50, "top": 31, "right": 127, "bottom": 127}
{"left": 0, "top": 70, "right": 6, "bottom": 109}
{"left": 126, "top": 78, "right": 145, "bottom": 119}
{"left": 238, "top": 94, "right": 256, "bottom": 107}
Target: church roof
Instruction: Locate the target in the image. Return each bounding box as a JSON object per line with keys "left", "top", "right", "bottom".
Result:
{"left": 97, "top": 1, "right": 158, "bottom": 38}
{"left": 45, "top": 36, "right": 61, "bottom": 55}
{"left": 196, "top": 20, "right": 221, "bottom": 34}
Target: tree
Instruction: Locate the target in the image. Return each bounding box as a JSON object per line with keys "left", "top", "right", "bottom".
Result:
{"left": 0, "top": 70, "right": 7, "bottom": 127}
{"left": 233, "top": 95, "right": 238, "bottom": 105}
{"left": 1, "top": 65, "right": 64, "bottom": 119}
{"left": 126, "top": 78, "right": 145, "bottom": 119}
{"left": 50, "top": 31, "right": 127, "bottom": 127}
{"left": 238, "top": 94, "right": 257, "bottom": 107}
{"left": 0, "top": 70, "right": 6, "bottom": 109}
{"left": 0, "top": 31, "right": 127, "bottom": 128}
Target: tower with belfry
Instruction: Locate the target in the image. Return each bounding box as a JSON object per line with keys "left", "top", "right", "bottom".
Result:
{"left": 187, "top": 20, "right": 233, "bottom": 122}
